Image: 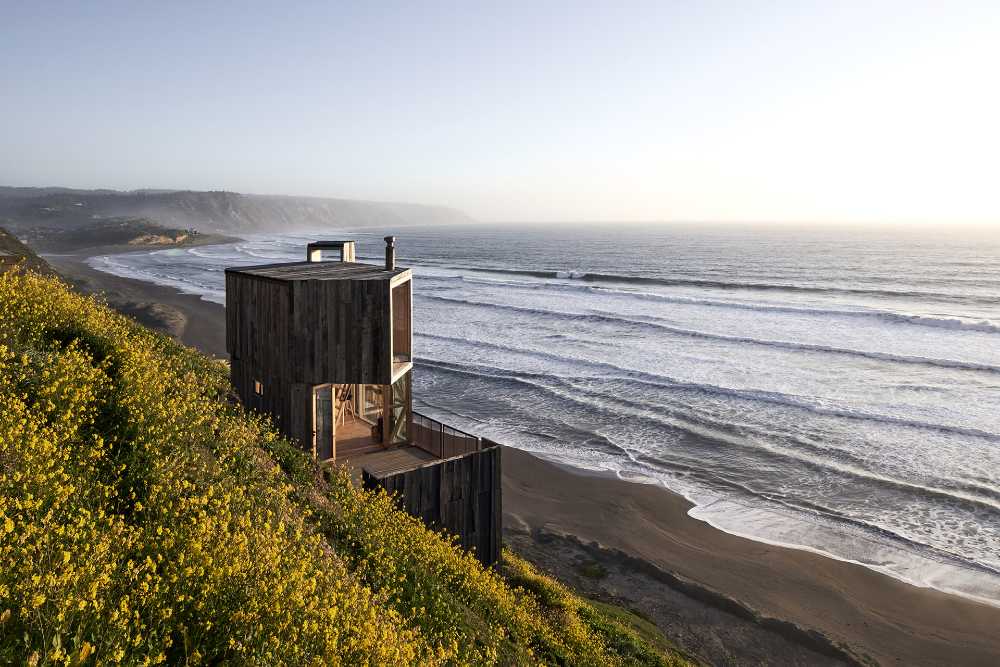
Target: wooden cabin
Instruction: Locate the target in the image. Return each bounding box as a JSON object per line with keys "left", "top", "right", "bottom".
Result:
{"left": 226, "top": 238, "right": 413, "bottom": 460}
{"left": 225, "top": 237, "right": 501, "bottom": 565}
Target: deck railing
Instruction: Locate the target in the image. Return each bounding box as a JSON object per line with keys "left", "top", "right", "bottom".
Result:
{"left": 411, "top": 411, "right": 483, "bottom": 459}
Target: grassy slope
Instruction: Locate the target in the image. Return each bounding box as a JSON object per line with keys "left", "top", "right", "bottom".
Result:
{"left": 0, "top": 227, "right": 56, "bottom": 275}
{"left": 0, "top": 270, "right": 694, "bottom": 666}
{"left": 5, "top": 216, "right": 201, "bottom": 252}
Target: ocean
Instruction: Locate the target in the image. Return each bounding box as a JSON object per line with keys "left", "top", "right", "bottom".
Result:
{"left": 88, "top": 223, "right": 1000, "bottom": 606}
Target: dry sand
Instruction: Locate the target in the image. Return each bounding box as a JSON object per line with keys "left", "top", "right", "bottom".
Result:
{"left": 50, "top": 248, "right": 1000, "bottom": 666}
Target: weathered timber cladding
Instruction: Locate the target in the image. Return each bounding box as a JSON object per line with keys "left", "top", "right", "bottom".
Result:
{"left": 290, "top": 278, "right": 392, "bottom": 385}
{"left": 225, "top": 272, "right": 292, "bottom": 374}
{"left": 227, "top": 270, "right": 397, "bottom": 386}
{"left": 362, "top": 446, "right": 502, "bottom": 566}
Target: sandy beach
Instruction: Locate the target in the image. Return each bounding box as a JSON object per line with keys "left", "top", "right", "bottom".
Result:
{"left": 48, "top": 247, "right": 229, "bottom": 358}
{"left": 48, "top": 249, "right": 1000, "bottom": 667}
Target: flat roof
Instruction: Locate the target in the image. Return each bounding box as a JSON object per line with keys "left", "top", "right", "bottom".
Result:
{"left": 225, "top": 260, "right": 410, "bottom": 282}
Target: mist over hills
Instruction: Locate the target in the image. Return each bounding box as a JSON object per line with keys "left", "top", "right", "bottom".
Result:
{"left": 0, "top": 186, "right": 474, "bottom": 234}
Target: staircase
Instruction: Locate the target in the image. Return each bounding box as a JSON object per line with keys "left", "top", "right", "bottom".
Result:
{"left": 335, "top": 384, "right": 356, "bottom": 425}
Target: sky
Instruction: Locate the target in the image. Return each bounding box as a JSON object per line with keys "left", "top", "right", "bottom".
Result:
{"left": 1, "top": 1, "right": 998, "bottom": 224}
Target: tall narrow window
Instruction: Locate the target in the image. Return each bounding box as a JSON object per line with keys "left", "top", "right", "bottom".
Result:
{"left": 389, "top": 372, "right": 411, "bottom": 445}
{"left": 362, "top": 384, "right": 383, "bottom": 423}
{"left": 391, "top": 281, "right": 411, "bottom": 365}
{"left": 254, "top": 379, "right": 263, "bottom": 396}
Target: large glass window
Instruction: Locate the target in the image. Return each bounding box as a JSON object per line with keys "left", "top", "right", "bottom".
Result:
{"left": 313, "top": 385, "right": 333, "bottom": 460}
{"left": 361, "top": 384, "right": 383, "bottom": 423}
{"left": 389, "top": 372, "right": 411, "bottom": 444}
{"left": 392, "top": 281, "right": 411, "bottom": 364}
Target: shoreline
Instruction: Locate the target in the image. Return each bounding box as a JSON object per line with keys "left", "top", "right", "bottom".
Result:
{"left": 548, "top": 457, "right": 1000, "bottom": 612}
{"left": 505, "top": 448, "right": 1000, "bottom": 666}
{"left": 57, "top": 247, "right": 1000, "bottom": 665}
{"left": 46, "top": 245, "right": 230, "bottom": 357}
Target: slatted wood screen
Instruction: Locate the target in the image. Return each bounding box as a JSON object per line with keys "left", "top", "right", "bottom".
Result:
{"left": 362, "top": 446, "right": 502, "bottom": 566}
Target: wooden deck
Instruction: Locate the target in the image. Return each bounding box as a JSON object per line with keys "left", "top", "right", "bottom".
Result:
{"left": 336, "top": 416, "right": 381, "bottom": 458}
{"left": 337, "top": 446, "right": 437, "bottom": 485}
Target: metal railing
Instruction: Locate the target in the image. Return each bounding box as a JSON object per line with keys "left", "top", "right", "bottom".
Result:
{"left": 411, "top": 411, "right": 483, "bottom": 459}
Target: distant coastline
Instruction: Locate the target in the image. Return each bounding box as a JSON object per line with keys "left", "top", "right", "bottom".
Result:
{"left": 0, "top": 185, "right": 474, "bottom": 235}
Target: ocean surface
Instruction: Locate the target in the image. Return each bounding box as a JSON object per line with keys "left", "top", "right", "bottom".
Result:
{"left": 88, "top": 224, "right": 1000, "bottom": 606}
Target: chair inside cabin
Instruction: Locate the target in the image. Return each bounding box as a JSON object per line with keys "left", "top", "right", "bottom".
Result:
{"left": 314, "top": 383, "right": 386, "bottom": 460}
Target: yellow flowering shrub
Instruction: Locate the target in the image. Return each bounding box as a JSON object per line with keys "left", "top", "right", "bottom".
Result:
{"left": 0, "top": 270, "right": 692, "bottom": 666}
{"left": 0, "top": 272, "right": 428, "bottom": 665}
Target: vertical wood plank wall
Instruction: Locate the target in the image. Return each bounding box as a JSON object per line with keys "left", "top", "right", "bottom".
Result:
{"left": 362, "top": 446, "right": 502, "bottom": 566}
{"left": 227, "top": 273, "right": 399, "bottom": 387}
{"left": 291, "top": 278, "right": 393, "bottom": 385}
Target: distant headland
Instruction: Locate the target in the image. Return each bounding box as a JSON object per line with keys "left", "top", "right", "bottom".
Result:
{"left": 0, "top": 185, "right": 474, "bottom": 235}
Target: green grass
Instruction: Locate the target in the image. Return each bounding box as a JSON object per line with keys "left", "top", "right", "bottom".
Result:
{"left": 576, "top": 560, "right": 610, "bottom": 580}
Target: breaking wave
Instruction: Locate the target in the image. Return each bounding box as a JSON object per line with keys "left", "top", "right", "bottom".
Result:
{"left": 420, "top": 295, "right": 1000, "bottom": 374}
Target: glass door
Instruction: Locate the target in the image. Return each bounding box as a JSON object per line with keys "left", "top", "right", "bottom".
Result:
{"left": 389, "top": 373, "right": 411, "bottom": 445}
{"left": 361, "top": 384, "right": 383, "bottom": 424}
{"left": 313, "top": 385, "right": 334, "bottom": 460}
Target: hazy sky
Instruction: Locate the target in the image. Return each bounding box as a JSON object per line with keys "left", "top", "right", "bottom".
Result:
{"left": 2, "top": 1, "right": 998, "bottom": 224}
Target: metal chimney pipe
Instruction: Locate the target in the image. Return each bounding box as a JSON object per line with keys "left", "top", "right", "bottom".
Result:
{"left": 384, "top": 235, "right": 395, "bottom": 271}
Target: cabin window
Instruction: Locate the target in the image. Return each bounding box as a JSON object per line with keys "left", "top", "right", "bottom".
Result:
{"left": 254, "top": 379, "right": 264, "bottom": 396}
{"left": 361, "top": 384, "right": 383, "bottom": 423}
{"left": 392, "top": 281, "right": 411, "bottom": 364}
{"left": 389, "top": 372, "right": 411, "bottom": 444}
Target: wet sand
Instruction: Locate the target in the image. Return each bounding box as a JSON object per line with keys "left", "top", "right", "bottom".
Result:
{"left": 53, "top": 248, "right": 1000, "bottom": 666}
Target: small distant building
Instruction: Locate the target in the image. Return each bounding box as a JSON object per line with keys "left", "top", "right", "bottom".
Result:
{"left": 225, "top": 238, "right": 501, "bottom": 565}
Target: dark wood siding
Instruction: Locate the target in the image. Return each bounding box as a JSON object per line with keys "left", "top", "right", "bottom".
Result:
{"left": 225, "top": 272, "right": 292, "bottom": 371}
{"left": 230, "top": 358, "right": 310, "bottom": 446}
{"left": 289, "top": 278, "right": 394, "bottom": 386}
{"left": 227, "top": 271, "right": 402, "bottom": 387}
{"left": 362, "top": 446, "right": 502, "bottom": 566}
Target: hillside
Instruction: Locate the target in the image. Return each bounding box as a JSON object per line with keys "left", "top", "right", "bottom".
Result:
{"left": 0, "top": 187, "right": 474, "bottom": 234}
{"left": 0, "top": 269, "right": 693, "bottom": 665}
{"left": 0, "top": 226, "right": 56, "bottom": 275}
{"left": 8, "top": 216, "right": 213, "bottom": 253}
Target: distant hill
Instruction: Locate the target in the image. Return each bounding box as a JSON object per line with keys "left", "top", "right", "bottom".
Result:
{"left": 0, "top": 187, "right": 474, "bottom": 234}
{"left": 8, "top": 215, "right": 218, "bottom": 252}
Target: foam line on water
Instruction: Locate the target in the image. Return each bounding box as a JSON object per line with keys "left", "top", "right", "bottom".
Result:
{"left": 423, "top": 273, "right": 1000, "bottom": 334}
{"left": 419, "top": 294, "right": 1000, "bottom": 373}
{"left": 425, "top": 264, "right": 1000, "bottom": 305}
{"left": 86, "top": 254, "right": 227, "bottom": 304}
{"left": 416, "top": 386, "right": 1000, "bottom": 608}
